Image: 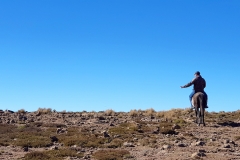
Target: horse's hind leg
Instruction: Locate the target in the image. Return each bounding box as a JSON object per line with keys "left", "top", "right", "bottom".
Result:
{"left": 194, "top": 108, "right": 198, "bottom": 124}
{"left": 202, "top": 108, "right": 205, "bottom": 126}
{"left": 199, "top": 107, "right": 205, "bottom": 126}
{"left": 197, "top": 108, "right": 201, "bottom": 126}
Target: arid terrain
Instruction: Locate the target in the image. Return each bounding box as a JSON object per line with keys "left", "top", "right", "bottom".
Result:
{"left": 0, "top": 108, "right": 240, "bottom": 160}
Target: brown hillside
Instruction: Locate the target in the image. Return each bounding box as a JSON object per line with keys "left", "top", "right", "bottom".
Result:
{"left": 0, "top": 108, "right": 240, "bottom": 160}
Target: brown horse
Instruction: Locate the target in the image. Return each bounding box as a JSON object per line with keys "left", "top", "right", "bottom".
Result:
{"left": 192, "top": 92, "right": 207, "bottom": 126}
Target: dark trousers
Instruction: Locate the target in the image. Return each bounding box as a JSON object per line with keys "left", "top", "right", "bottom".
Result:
{"left": 189, "top": 90, "right": 208, "bottom": 106}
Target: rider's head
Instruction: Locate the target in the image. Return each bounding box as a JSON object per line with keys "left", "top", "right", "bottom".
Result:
{"left": 194, "top": 71, "right": 200, "bottom": 76}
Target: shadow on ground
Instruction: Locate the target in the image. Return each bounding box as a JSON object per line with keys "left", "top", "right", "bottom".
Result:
{"left": 217, "top": 121, "right": 240, "bottom": 127}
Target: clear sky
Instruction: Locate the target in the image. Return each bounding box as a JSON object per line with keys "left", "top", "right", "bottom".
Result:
{"left": 0, "top": 0, "right": 239, "bottom": 112}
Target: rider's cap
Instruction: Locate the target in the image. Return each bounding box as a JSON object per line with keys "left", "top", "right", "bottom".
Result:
{"left": 195, "top": 71, "right": 200, "bottom": 75}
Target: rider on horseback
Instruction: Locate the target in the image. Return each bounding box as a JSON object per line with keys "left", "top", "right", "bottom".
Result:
{"left": 180, "top": 71, "right": 208, "bottom": 109}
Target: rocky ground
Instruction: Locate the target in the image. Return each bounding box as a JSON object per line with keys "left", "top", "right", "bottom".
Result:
{"left": 0, "top": 108, "right": 240, "bottom": 160}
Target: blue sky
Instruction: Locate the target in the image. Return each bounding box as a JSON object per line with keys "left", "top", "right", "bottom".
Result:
{"left": 0, "top": 0, "right": 239, "bottom": 112}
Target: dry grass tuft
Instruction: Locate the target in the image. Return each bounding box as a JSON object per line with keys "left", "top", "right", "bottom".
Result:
{"left": 139, "top": 136, "right": 157, "bottom": 147}
{"left": 59, "top": 132, "right": 108, "bottom": 148}
{"left": 24, "top": 148, "right": 83, "bottom": 160}
{"left": 37, "top": 108, "right": 52, "bottom": 114}
{"left": 128, "top": 109, "right": 139, "bottom": 117}
{"left": 107, "top": 138, "right": 123, "bottom": 148}
{"left": 144, "top": 108, "right": 156, "bottom": 116}
{"left": 234, "top": 136, "right": 240, "bottom": 141}
{"left": 109, "top": 123, "right": 138, "bottom": 137}
{"left": 0, "top": 124, "right": 17, "bottom": 146}
{"left": 93, "top": 149, "right": 130, "bottom": 160}
{"left": 18, "top": 109, "right": 26, "bottom": 114}
{"left": 104, "top": 109, "right": 115, "bottom": 116}
{"left": 156, "top": 108, "right": 191, "bottom": 120}
{"left": 24, "top": 151, "right": 50, "bottom": 160}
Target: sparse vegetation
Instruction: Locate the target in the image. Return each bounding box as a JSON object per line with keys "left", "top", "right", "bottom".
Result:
{"left": 24, "top": 149, "right": 83, "bottom": 160}
{"left": 1, "top": 108, "right": 240, "bottom": 159}
{"left": 234, "top": 136, "right": 240, "bottom": 141}
{"left": 144, "top": 108, "right": 156, "bottom": 116}
{"left": 37, "top": 108, "right": 52, "bottom": 114}
{"left": 128, "top": 109, "right": 139, "bottom": 117}
{"left": 24, "top": 151, "right": 50, "bottom": 160}
{"left": 18, "top": 109, "right": 26, "bottom": 114}
{"left": 93, "top": 149, "right": 130, "bottom": 160}
{"left": 104, "top": 109, "right": 115, "bottom": 116}
{"left": 107, "top": 138, "right": 123, "bottom": 148}
{"left": 109, "top": 123, "right": 138, "bottom": 137}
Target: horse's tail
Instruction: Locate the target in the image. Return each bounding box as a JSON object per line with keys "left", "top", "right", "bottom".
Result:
{"left": 199, "top": 93, "right": 206, "bottom": 124}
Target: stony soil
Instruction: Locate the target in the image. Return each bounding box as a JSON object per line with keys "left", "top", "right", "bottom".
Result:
{"left": 0, "top": 109, "right": 240, "bottom": 160}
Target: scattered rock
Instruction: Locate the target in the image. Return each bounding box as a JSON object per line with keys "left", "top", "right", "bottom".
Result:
{"left": 162, "top": 144, "right": 171, "bottom": 150}
{"left": 109, "top": 123, "right": 115, "bottom": 126}
{"left": 6, "top": 110, "right": 14, "bottom": 113}
{"left": 50, "top": 136, "right": 58, "bottom": 142}
{"left": 223, "top": 139, "right": 230, "bottom": 144}
{"left": 50, "top": 145, "right": 58, "bottom": 150}
{"left": 172, "top": 124, "right": 181, "bottom": 130}
{"left": 56, "top": 128, "right": 68, "bottom": 134}
{"left": 178, "top": 143, "right": 187, "bottom": 147}
{"left": 102, "top": 130, "right": 110, "bottom": 138}
{"left": 193, "top": 141, "right": 205, "bottom": 146}
{"left": 191, "top": 152, "right": 206, "bottom": 158}
{"left": 22, "top": 146, "right": 28, "bottom": 152}
{"left": 152, "top": 127, "right": 160, "bottom": 134}
{"left": 223, "top": 144, "right": 231, "bottom": 148}
{"left": 0, "top": 110, "right": 239, "bottom": 160}
{"left": 123, "top": 142, "right": 135, "bottom": 147}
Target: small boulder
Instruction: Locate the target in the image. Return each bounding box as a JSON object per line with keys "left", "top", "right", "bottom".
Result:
{"left": 23, "top": 146, "right": 28, "bottom": 152}
{"left": 223, "top": 139, "right": 230, "bottom": 144}
{"left": 195, "top": 141, "right": 205, "bottom": 146}
{"left": 56, "top": 128, "right": 68, "bottom": 134}
{"left": 162, "top": 144, "right": 171, "bottom": 150}
{"left": 50, "top": 145, "right": 58, "bottom": 150}
{"left": 178, "top": 143, "right": 187, "bottom": 147}
{"left": 123, "top": 142, "right": 135, "bottom": 147}
{"left": 102, "top": 131, "right": 110, "bottom": 138}
{"left": 191, "top": 152, "right": 206, "bottom": 158}
{"left": 172, "top": 124, "right": 181, "bottom": 130}
{"left": 223, "top": 144, "right": 231, "bottom": 148}
{"left": 50, "top": 136, "right": 58, "bottom": 142}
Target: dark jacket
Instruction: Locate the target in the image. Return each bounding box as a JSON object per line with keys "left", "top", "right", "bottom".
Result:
{"left": 183, "top": 75, "right": 206, "bottom": 92}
